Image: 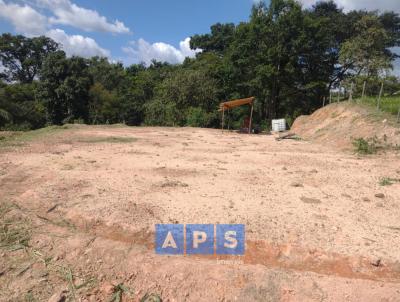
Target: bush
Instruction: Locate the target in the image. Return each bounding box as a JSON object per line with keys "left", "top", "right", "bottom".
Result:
{"left": 352, "top": 137, "right": 378, "bottom": 154}
{"left": 144, "top": 99, "right": 181, "bottom": 126}
{"left": 186, "top": 107, "right": 211, "bottom": 127}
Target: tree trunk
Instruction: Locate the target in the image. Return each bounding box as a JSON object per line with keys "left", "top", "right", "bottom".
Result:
{"left": 361, "top": 81, "right": 366, "bottom": 100}
{"left": 377, "top": 82, "right": 384, "bottom": 110}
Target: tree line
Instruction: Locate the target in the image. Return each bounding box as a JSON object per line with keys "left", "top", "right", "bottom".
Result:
{"left": 1, "top": 0, "right": 399, "bottom": 131}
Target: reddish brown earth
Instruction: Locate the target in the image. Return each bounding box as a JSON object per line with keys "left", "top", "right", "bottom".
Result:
{"left": 1, "top": 119, "right": 400, "bottom": 301}
{"left": 291, "top": 101, "right": 400, "bottom": 150}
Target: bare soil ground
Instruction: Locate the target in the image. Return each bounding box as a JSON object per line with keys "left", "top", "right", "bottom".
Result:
{"left": 291, "top": 101, "right": 400, "bottom": 150}
{"left": 1, "top": 120, "right": 400, "bottom": 301}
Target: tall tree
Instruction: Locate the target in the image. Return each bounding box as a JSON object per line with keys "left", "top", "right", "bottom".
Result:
{"left": 39, "top": 51, "right": 92, "bottom": 124}
{"left": 190, "top": 23, "right": 236, "bottom": 54}
{"left": 0, "top": 34, "right": 59, "bottom": 83}
{"left": 340, "top": 14, "right": 392, "bottom": 77}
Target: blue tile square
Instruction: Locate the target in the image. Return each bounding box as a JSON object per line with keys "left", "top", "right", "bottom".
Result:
{"left": 155, "top": 224, "right": 184, "bottom": 255}
{"left": 186, "top": 224, "right": 214, "bottom": 255}
{"left": 216, "top": 224, "right": 245, "bottom": 255}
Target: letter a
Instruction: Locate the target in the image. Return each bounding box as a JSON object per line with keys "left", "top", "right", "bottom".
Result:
{"left": 162, "top": 231, "right": 177, "bottom": 249}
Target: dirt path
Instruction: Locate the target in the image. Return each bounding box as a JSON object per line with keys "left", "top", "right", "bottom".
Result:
{"left": 1, "top": 125, "right": 400, "bottom": 301}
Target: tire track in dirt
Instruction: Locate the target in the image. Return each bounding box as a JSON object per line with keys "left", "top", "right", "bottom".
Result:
{"left": 60, "top": 215, "right": 400, "bottom": 284}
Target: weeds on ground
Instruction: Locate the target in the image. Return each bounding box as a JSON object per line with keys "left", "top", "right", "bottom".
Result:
{"left": 352, "top": 135, "right": 400, "bottom": 154}
{"left": 0, "top": 203, "right": 31, "bottom": 251}
{"left": 109, "top": 283, "right": 133, "bottom": 302}
{"left": 140, "top": 293, "right": 162, "bottom": 302}
{"left": 0, "top": 126, "right": 68, "bottom": 148}
{"left": 30, "top": 250, "right": 97, "bottom": 301}
{"left": 357, "top": 96, "right": 400, "bottom": 116}
{"left": 78, "top": 136, "right": 137, "bottom": 144}
{"left": 24, "top": 291, "right": 37, "bottom": 302}
{"left": 352, "top": 137, "right": 378, "bottom": 154}
{"left": 0, "top": 203, "right": 95, "bottom": 300}
{"left": 379, "top": 177, "right": 400, "bottom": 186}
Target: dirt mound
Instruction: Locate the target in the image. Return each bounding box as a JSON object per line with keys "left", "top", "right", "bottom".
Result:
{"left": 291, "top": 102, "right": 400, "bottom": 150}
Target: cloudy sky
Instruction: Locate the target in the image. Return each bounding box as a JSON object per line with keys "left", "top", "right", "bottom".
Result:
{"left": 0, "top": 0, "right": 398, "bottom": 73}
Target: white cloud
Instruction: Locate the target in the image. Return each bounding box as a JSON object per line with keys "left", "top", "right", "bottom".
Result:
{"left": 0, "top": 0, "right": 47, "bottom": 36}
{"left": 299, "top": 0, "right": 400, "bottom": 13}
{"left": 122, "top": 37, "right": 201, "bottom": 65}
{"left": 0, "top": 1, "right": 111, "bottom": 58}
{"left": 38, "top": 0, "right": 130, "bottom": 34}
{"left": 47, "top": 29, "right": 110, "bottom": 58}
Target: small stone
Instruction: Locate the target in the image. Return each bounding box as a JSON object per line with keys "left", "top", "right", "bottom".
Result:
{"left": 375, "top": 193, "right": 385, "bottom": 199}
{"left": 362, "top": 197, "right": 371, "bottom": 202}
{"left": 291, "top": 182, "right": 303, "bottom": 188}
{"left": 376, "top": 202, "right": 384, "bottom": 208}
{"left": 371, "top": 259, "right": 382, "bottom": 267}
{"left": 282, "top": 167, "right": 287, "bottom": 171}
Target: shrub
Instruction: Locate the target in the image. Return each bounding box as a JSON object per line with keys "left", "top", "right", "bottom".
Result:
{"left": 379, "top": 177, "right": 399, "bottom": 186}
{"left": 352, "top": 137, "right": 378, "bottom": 154}
{"left": 186, "top": 107, "right": 210, "bottom": 127}
{"left": 144, "top": 99, "right": 180, "bottom": 126}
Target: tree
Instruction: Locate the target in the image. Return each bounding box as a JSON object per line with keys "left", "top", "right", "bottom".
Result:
{"left": 0, "top": 34, "right": 59, "bottom": 83}
{"left": 88, "top": 82, "right": 120, "bottom": 124}
{"left": 0, "top": 82, "right": 46, "bottom": 129}
{"left": 340, "top": 14, "right": 392, "bottom": 78}
{"left": 39, "top": 51, "right": 92, "bottom": 124}
{"left": 88, "top": 57, "right": 126, "bottom": 91}
{"left": 225, "top": 0, "right": 306, "bottom": 119}
{"left": 190, "top": 23, "right": 236, "bottom": 54}
{"left": 119, "top": 61, "right": 175, "bottom": 126}
{"left": 149, "top": 68, "right": 219, "bottom": 126}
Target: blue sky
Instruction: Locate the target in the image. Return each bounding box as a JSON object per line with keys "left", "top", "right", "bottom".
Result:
{"left": 0, "top": 0, "right": 257, "bottom": 65}
{"left": 0, "top": 0, "right": 398, "bottom": 74}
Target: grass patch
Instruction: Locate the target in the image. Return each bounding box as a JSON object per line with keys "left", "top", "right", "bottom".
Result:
{"left": 109, "top": 283, "right": 133, "bottom": 302}
{"left": 379, "top": 177, "right": 400, "bottom": 186}
{"left": 140, "top": 293, "right": 162, "bottom": 302}
{"left": 78, "top": 136, "right": 137, "bottom": 144}
{"left": 0, "top": 203, "right": 31, "bottom": 251}
{"left": 356, "top": 96, "right": 400, "bottom": 116}
{"left": 24, "top": 291, "right": 36, "bottom": 302}
{"left": 352, "top": 137, "right": 379, "bottom": 154}
{"left": 0, "top": 125, "right": 68, "bottom": 148}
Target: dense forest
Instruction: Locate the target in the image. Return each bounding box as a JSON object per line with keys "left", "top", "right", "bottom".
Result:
{"left": 1, "top": 0, "right": 399, "bottom": 131}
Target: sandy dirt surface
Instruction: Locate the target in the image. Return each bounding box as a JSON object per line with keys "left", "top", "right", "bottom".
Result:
{"left": 1, "top": 124, "right": 400, "bottom": 301}
{"left": 292, "top": 102, "right": 400, "bottom": 150}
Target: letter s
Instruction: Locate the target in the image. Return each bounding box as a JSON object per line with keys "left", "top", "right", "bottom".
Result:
{"left": 224, "top": 231, "right": 237, "bottom": 249}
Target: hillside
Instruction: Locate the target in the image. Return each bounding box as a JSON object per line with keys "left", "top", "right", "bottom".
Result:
{"left": 291, "top": 102, "right": 400, "bottom": 150}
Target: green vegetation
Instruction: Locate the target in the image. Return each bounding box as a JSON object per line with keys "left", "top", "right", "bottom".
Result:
{"left": 140, "top": 293, "right": 162, "bottom": 302}
{"left": 355, "top": 95, "right": 400, "bottom": 115}
{"left": 379, "top": 177, "right": 400, "bottom": 186}
{"left": 0, "top": 203, "right": 31, "bottom": 251}
{"left": 77, "top": 136, "right": 137, "bottom": 144}
{"left": 1, "top": 0, "right": 399, "bottom": 131}
{"left": 109, "top": 283, "right": 133, "bottom": 302}
{"left": 352, "top": 137, "right": 379, "bottom": 154}
{"left": 0, "top": 125, "right": 68, "bottom": 148}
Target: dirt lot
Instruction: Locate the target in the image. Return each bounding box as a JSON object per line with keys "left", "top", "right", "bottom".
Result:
{"left": 1, "top": 124, "right": 400, "bottom": 301}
